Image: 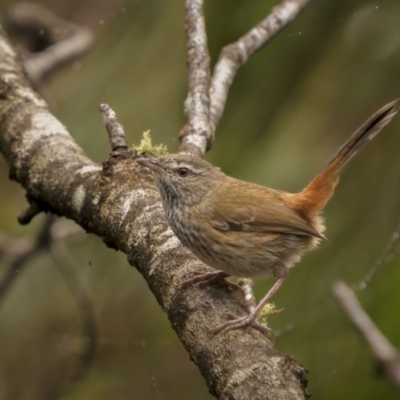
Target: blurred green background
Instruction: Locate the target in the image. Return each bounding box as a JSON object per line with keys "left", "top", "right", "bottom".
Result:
{"left": 1, "top": 0, "right": 400, "bottom": 399}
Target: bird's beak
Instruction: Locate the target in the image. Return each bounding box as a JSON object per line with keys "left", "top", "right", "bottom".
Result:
{"left": 136, "top": 157, "right": 165, "bottom": 174}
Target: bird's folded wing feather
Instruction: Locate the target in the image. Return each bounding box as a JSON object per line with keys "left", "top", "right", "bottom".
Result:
{"left": 199, "top": 183, "right": 323, "bottom": 239}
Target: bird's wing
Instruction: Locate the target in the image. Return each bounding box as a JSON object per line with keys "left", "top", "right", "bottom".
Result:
{"left": 199, "top": 182, "right": 324, "bottom": 239}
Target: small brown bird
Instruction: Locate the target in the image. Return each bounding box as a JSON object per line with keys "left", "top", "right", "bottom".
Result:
{"left": 137, "top": 100, "right": 397, "bottom": 336}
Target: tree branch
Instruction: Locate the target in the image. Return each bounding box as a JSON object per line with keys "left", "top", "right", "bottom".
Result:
{"left": 7, "top": 2, "right": 93, "bottom": 83}
{"left": 0, "top": 215, "right": 53, "bottom": 301}
{"left": 99, "top": 103, "right": 129, "bottom": 154}
{"left": 0, "top": 24, "right": 309, "bottom": 399}
{"left": 179, "top": 0, "right": 212, "bottom": 157}
{"left": 0, "top": 213, "right": 93, "bottom": 383}
{"left": 17, "top": 197, "right": 46, "bottom": 224}
{"left": 179, "top": 0, "right": 313, "bottom": 156}
{"left": 333, "top": 281, "right": 400, "bottom": 390}
{"left": 49, "top": 241, "right": 97, "bottom": 382}
{"left": 210, "top": 0, "right": 312, "bottom": 130}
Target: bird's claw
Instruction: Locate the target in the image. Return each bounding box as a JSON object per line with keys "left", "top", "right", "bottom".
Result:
{"left": 179, "top": 271, "right": 244, "bottom": 295}
{"left": 178, "top": 271, "right": 222, "bottom": 288}
{"left": 212, "top": 314, "right": 275, "bottom": 342}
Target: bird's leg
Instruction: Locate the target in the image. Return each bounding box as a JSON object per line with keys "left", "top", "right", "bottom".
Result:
{"left": 212, "top": 277, "right": 286, "bottom": 338}
{"left": 179, "top": 271, "right": 245, "bottom": 294}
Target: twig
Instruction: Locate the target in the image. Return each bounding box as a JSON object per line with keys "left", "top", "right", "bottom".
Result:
{"left": 99, "top": 104, "right": 129, "bottom": 154}
{"left": 0, "top": 215, "right": 54, "bottom": 302}
{"left": 179, "top": 0, "right": 313, "bottom": 156}
{"left": 210, "top": 0, "right": 312, "bottom": 130}
{"left": 179, "top": 0, "right": 212, "bottom": 157}
{"left": 24, "top": 28, "right": 93, "bottom": 83}
{"left": 7, "top": 2, "right": 94, "bottom": 83}
{"left": 0, "top": 214, "right": 91, "bottom": 382}
{"left": 17, "top": 199, "right": 42, "bottom": 225}
{"left": 333, "top": 281, "right": 400, "bottom": 389}
{"left": 0, "top": 217, "right": 84, "bottom": 302}
{"left": 50, "top": 242, "right": 97, "bottom": 382}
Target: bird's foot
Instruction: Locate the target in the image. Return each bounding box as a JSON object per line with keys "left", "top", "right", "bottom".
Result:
{"left": 179, "top": 271, "right": 244, "bottom": 294}
{"left": 212, "top": 313, "right": 275, "bottom": 342}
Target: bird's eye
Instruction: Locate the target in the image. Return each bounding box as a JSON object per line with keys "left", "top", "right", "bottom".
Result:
{"left": 177, "top": 168, "right": 189, "bottom": 177}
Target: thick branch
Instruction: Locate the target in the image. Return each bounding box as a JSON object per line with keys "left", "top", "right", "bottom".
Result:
{"left": 210, "top": 0, "right": 312, "bottom": 130}
{"left": 179, "top": 0, "right": 212, "bottom": 157}
{"left": 333, "top": 281, "right": 400, "bottom": 390}
{"left": 0, "top": 25, "right": 308, "bottom": 399}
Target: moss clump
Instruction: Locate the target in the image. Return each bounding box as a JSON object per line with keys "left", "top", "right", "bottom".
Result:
{"left": 134, "top": 131, "right": 168, "bottom": 157}
{"left": 259, "top": 302, "right": 283, "bottom": 326}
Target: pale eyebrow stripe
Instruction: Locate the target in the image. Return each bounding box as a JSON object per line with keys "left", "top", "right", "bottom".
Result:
{"left": 170, "top": 162, "right": 203, "bottom": 175}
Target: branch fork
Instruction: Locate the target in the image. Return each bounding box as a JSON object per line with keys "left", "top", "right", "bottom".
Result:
{"left": 0, "top": 1, "right": 316, "bottom": 398}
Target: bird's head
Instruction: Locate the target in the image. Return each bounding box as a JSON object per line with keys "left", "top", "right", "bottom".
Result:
{"left": 136, "top": 154, "right": 223, "bottom": 207}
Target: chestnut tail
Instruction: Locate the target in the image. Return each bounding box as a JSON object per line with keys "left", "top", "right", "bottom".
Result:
{"left": 293, "top": 100, "right": 398, "bottom": 216}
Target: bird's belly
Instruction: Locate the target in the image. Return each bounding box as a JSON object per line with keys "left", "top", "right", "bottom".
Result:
{"left": 168, "top": 212, "right": 313, "bottom": 278}
{"left": 172, "top": 226, "right": 285, "bottom": 278}
{"left": 195, "top": 241, "right": 277, "bottom": 277}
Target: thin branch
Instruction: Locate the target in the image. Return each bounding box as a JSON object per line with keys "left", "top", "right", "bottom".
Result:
{"left": 179, "top": 0, "right": 212, "bottom": 157}
{"left": 0, "top": 215, "right": 54, "bottom": 302}
{"left": 333, "top": 281, "right": 400, "bottom": 390}
{"left": 210, "top": 0, "right": 312, "bottom": 130}
{"left": 50, "top": 242, "right": 97, "bottom": 382}
{"left": 25, "top": 28, "right": 93, "bottom": 83}
{"left": 7, "top": 2, "right": 94, "bottom": 83}
{"left": 0, "top": 217, "right": 84, "bottom": 302}
{"left": 99, "top": 103, "right": 129, "bottom": 154}
{"left": 0, "top": 219, "right": 96, "bottom": 383}
{"left": 17, "top": 199, "right": 43, "bottom": 225}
